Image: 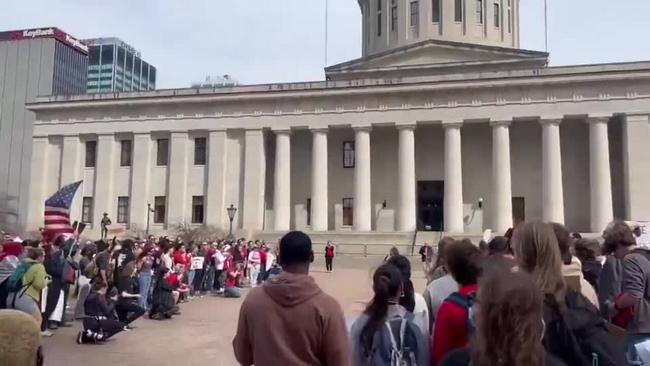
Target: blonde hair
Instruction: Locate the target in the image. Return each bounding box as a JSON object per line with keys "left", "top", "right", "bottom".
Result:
{"left": 512, "top": 222, "right": 566, "bottom": 304}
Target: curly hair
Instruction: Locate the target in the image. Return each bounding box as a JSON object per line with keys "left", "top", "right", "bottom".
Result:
{"left": 472, "top": 269, "right": 545, "bottom": 366}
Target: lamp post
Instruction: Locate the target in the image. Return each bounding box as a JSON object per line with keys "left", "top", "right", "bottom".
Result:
{"left": 146, "top": 202, "right": 155, "bottom": 238}
{"left": 227, "top": 204, "right": 237, "bottom": 239}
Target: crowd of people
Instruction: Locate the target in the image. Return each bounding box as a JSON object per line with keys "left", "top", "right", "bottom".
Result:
{"left": 0, "top": 233, "right": 279, "bottom": 349}
{"left": 234, "top": 221, "right": 650, "bottom": 366}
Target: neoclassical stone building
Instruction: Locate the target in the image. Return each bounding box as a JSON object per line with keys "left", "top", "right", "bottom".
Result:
{"left": 25, "top": 0, "right": 650, "bottom": 246}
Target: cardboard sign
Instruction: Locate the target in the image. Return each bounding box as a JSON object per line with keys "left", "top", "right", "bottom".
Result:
{"left": 191, "top": 256, "right": 205, "bottom": 270}
{"left": 636, "top": 221, "right": 650, "bottom": 249}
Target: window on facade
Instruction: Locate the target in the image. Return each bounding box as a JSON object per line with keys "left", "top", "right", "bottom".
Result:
{"left": 455, "top": 0, "right": 463, "bottom": 22}
{"left": 100, "top": 45, "right": 113, "bottom": 65}
{"left": 343, "top": 141, "right": 355, "bottom": 168}
{"left": 154, "top": 196, "right": 166, "bottom": 223}
{"left": 194, "top": 137, "right": 206, "bottom": 165}
{"left": 494, "top": 1, "right": 500, "bottom": 27}
{"left": 342, "top": 198, "right": 354, "bottom": 226}
{"left": 117, "top": 197, "right": 129, "bottom": 224}
{"left": 85, "top": 141, "right": 97, "bottom": 168}
{"left": 156, "top": 139, "right": 169, "bottom": 166}
{"left": 120, "top": 140, "right": 132, "bottom": 166}
{"left": 192, "top": 196, "right": 204, "bottom": 224}
{"left": 377, "top": 13, "right": 382, "bottom": 36}
{"left": 507, "top": 0, "right": 512, "bottom": 32}
{"left": 476, "top": 0, "right": 484, "bottom": 24}
{"left": 432, "top": 0, "right": 440, "bottom": 22}
{"left": 391, "top": 0, "right": 398, "bottom": 31}
{"left": 82, "top": 197, "right": 94, "bottom": 223}
{"left": 410, "top": 0, "right": 419, "bottom": 27}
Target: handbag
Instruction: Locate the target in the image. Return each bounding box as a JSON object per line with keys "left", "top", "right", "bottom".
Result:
{"left": 63, "top": 260, "right": 77, "bottom": 284}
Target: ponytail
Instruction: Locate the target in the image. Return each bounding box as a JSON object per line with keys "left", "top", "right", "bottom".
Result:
{"left": 360, "top": 264, "right": 403, "bottom": 356}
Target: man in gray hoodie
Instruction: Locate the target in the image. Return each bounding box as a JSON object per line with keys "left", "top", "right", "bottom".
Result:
{"left": 233, "top": 231, "right": 350, "bottom": 366}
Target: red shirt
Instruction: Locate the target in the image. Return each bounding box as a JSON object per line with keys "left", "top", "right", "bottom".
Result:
{"left": 432, "top": 284, "right": 478, "bottom": 365}
{"left": 174, "top": 252, "right": 189, "bottom": 267}
{"left": 167, "top": 273, "right": 180, "bottom": 287}
{"left": 226, "top": 267, "right": 238, "bottom": 288}
{"left": 259, "top": 250, "right": 267, "bottom": 266}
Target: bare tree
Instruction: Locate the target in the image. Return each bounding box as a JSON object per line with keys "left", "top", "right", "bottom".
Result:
{"left": 171, "top": 221, "right": 225, "bottom": 243}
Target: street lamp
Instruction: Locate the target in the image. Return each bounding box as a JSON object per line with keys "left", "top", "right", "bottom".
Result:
{"left": 146, "top": 202, "right": 155, "bottom": 238}
{"left": 227, "top": 204, "right": 237, "bottom": 239}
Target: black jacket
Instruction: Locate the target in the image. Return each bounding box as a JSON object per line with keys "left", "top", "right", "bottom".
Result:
{"left": 84, "top": 291, "right": 115, "bottom": 318}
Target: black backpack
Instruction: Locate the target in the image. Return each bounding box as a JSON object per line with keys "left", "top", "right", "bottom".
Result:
{"left": 544, "top": 291, "right": 627, "bottom": 366}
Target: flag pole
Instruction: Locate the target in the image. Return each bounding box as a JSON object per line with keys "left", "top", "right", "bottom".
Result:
{"left": 324, "top": 0, "right": 329, "bottom": 67}
{"left": 544, "top": 0, "right": 549, "bottom": 52}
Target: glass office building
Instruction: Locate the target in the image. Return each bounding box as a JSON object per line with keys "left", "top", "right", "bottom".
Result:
{"left": 85, "top": 38, "right": 156, "bottom": 93}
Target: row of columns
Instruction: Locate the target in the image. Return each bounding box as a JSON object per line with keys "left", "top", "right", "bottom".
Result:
{"left": 272, "top": 117, "right": 614, "bottom": 233}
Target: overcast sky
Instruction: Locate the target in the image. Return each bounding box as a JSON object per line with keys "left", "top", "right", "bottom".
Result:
{"left": 2, "top": 0, "right": 649, "bottom": 88}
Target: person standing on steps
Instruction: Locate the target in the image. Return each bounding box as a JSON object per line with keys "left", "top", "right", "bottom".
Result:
{"left": 325, "top": 241, "right": 335, "bottom": 272}
{"left": 100, "top": 213, "right": 111, "bottom": 240}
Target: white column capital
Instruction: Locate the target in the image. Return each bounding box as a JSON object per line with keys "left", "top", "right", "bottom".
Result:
{"left": 587, "top": 116, "right": 611, "bottom": 124}
{"left": 396, "top": 124, "right": 417, "bottom": 131}
{"left": 489, "top": 120, "right": 512, "bottom": 127}
{"left": 442, "top": 121, "right": 463, "bottom": 129}
{"left": 352, "top": 125, "right": 372, "bottom": 132}
{"left": 539, "top": 118, "right": 562, "bottom": 126}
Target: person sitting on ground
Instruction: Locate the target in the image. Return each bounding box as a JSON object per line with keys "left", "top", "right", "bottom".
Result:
{"left": 6, "top": 248, "right": 48, "bottom": 325}
{"left": 114, "top": 261, "right": 145, "bottom": 327}
{"left": 573, "top": 238, "right": 603, "bottom": 293}
{"left": 78, "top": 279, "right": 127, "bottom": 344}
{"left": 149, "top": 268, "right": 179, "bottom": 320}
{"left": 351, "top": 264, "right": 429, "bottom": 366}
{"left": 0, "top": 309, "right": 43, "bottom": 365}
{"left": 512, "top": 222, "right": 626, "bottom": 366}
{"left": 233, "top": 231, "right": 350, "bottom": 366}
{"left": 224, "top": 262, "right": 242, "bottom": 298}
{"left": 440, "top": 269, "right": 567, "bottom": 366}
{"left": 168, "top": 264, "right": 190, "bottom": 302}
{"left": 386, "top": 255, "right": 430, "bottom": 336}
{"left": 432, "top": 239, "right": 482, "bottom": 365}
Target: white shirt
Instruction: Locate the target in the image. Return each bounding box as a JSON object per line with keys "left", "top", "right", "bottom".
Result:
{"left": 213, "top": 250, "right": 226, "bottom": 270}
{"left": 161, "top": 253, "right": 173, "bottom": 270}
{"left": 413, "top": 293, "right": 430, "bottom": 336}
{"left": 248, "top": 251, "right": 261, "bottom": 266}
{"left": 426, "top": 274, "right": 458, "bottom": 324}
{"left": 265, "top": 252, "right": 275, "bottom": 271}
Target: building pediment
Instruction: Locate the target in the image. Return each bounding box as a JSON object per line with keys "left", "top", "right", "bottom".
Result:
{"left": 326, "top": 39, "right": 548, "bottom": 81}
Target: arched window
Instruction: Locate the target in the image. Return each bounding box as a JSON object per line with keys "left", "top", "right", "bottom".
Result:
{"left": 454, "top": 0, "right": 463, "bottom": 22}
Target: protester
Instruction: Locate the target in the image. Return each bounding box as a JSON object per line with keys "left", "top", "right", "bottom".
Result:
{"left": 114, "top": 261, "right": 145, "bottom": 327}
{"left": 573, "top": 238, "right": 603, "bottom": 293}
{"left": 79, "top": 280, "right": 127, "bottom": 344}
{"left": 233, "top": 231, "right": 349, "bottom": 366}
{"left": 6, "top": 247, "right": 48, "bottom": 325}
{"left": 432, "top": 239, "right": 482, "bottom": 365}
{"left": 423, "top": 248, "right": 458, "bottom": 333}
{"left": 264, "top": 246, "right": 277, "bottom": 281}
{"left": 212, "top": 243, "right": 226, "bottom": 293}
{"left": 136, "top": 246, "right": 154, "bottom": 310}
{"left": 440, "top": 269, "right": 566, "bottom": 366}
{"left": 41, "top": 238, "right": 67, "bottom": 334}
{"left": 94, "top": 240, "right": 115, "bottom": 286}
{"left": 386, "top": 254, "right": 429, "bottom": 335}
{"left": 599, "top": 221, "right": 625, "bottom": 318}
{"left": 75, "top": 244, "right": 95, "bottom": 319}
{"left": 512, "top": 221, "right": 626, "bottom": 366}
{"left": 149, "top": 268, "right": 179, "bottom": 320}
{"left": 224, "top": 261, "right": 242, "bottom": 298}
{"left": 325, "top": 241, "right": 335, "bottom": 272}
{"left": 0, "top": 240, "right": 22, "bottom": 309}
{"left": 383, "top": 246, "right": 400, "bottom": 262}
{"left": 430, "top": 237, "right": 455, "bottom": 282}
{"left": 350, "top": 263, "right": 429, "bottom": 366}
{"left": 247, "top": 245, "right": 262, "bottom": 288}
{"left": 0, "top": 310, "right": 43, "bottom": 365}
{"left": 551, "top": 223, "right": 599, "bottom": 309}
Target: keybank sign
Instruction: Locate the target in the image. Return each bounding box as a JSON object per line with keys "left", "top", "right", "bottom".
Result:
{"left": 22, "top": 28, "right": 55, "bottom": 38}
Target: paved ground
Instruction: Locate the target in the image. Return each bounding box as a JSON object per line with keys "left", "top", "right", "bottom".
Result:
{"left": 41, "top": 256, "right": 427, "bottom": 366}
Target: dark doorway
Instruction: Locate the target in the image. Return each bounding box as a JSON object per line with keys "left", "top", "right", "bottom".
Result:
{"left": 418, "top": 181, "right": 444, "bottom": 231}
{"left": 512, "top": 197, "right": 525, "bottom": 226}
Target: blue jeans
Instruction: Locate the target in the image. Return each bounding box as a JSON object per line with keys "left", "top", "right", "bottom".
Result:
{"left": 187, "top": 270, "right": 196, "bottom": 290}
{"left": 138, "top": 272, "right": 152, "bottom": 310}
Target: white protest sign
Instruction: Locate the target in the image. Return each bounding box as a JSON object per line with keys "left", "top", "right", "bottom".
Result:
{"left": 190, "top": 256, "right": 205, "bottom": 270}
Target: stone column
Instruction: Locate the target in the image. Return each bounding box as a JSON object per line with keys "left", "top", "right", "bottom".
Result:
{"left": 588, "top": 117, "right": 614, "bottom": 232}
{"left": 167, "top": 131, "right": 189, "bottom": 225}
{"left": 273, "top": 130, "right": 291, "bottom": 231}
{"left": 242, "top": 129, "right": 266, "bottom": 232}
{"left": 354, "top": 126, "right": 372, "bottom": 231}
{"left": 129, "top": 132, "right": 152, "bottom": 230}
{"left": 444, "top": 122, "right": 464, "bottom": 233}
{"left": 623, "top": 114, "right": 650, "bottom": 220}
{"left": 397, "top": 124, "right": 416, "bottom": 232}
{"left": 205, "top": 130, "right": 228, "bottom": 229}
{"left": 94, "top": 134, "right": 116, "bottom": 226}
{"left": 491, "top": 121, "right": 513, "bottom": 234}
{"left": 540, "top": 119, "right": 564, "bottom": 223}
{"left": 311, "top": 128, "right": 329, "bottom": 231}
{"left": 27, "top": 136, "right": 50, "bottom": 230}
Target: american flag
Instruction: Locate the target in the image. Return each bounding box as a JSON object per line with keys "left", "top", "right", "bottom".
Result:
{"left": 43, "top": 181, "right": 82, "bottom": 243}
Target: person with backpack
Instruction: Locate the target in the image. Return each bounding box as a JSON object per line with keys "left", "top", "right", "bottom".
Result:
{"left": 6, "top": 248, "right": 48, "bottom": 327}
{"left": 440, "top": 269, "right": 566, "bottom": 366}
{"left": 432, "top": 239, "right": 482, "bottom": 365}
{"left": 512, "top": 222, "right": 626, "bottom": 366}
{"left": 0, "top": 241, "right": 23, "bottom": 309}
{"left": 351, "top": 263, "right": 429, "bottom": 366}
{"left": 386, "top": 255, "right": 430, "bottom": 336}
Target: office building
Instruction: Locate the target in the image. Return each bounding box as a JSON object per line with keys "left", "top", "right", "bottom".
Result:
{"left": 85, "top": 38, "right": 156, "bottom": 93}
{"left": 0, "top": 27, "right": 88, "bottom": 229}
{"left": 25, "top": 1, "right": 650, "bottom": 250}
